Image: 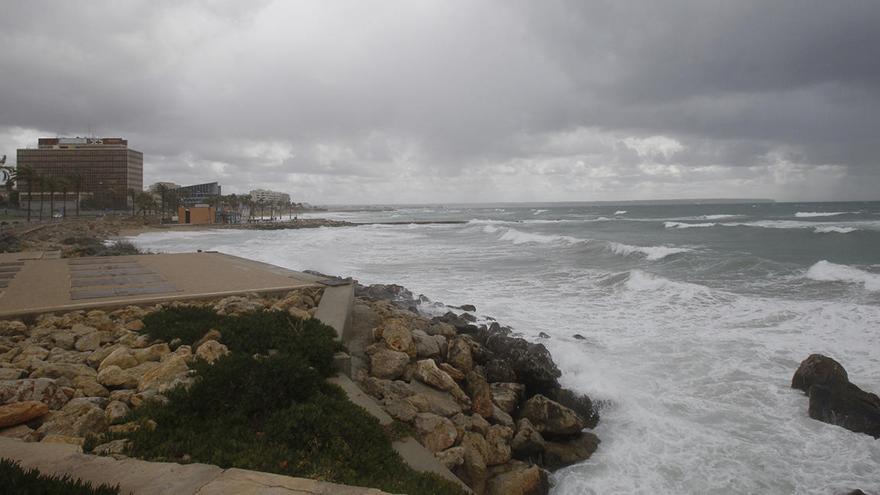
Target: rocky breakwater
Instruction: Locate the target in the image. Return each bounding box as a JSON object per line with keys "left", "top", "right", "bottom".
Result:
{"left": 0, "top": 287, "right": 322, "bottom": 450}
{"left": 355, "top": 284, "right": 600, "bottom": 495}
{"left": 792, "top": 354, "right": 880, "bottom": 439}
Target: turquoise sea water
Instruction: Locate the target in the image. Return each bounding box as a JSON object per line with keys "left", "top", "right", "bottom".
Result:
{"left": 130, "top": 201, "right": 880, "bottom": 494}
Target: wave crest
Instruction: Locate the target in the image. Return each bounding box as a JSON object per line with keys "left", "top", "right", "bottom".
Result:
{"left": 795, "top": 211, "right": 849, "bottom": 218}
{"left": 805, "top": 260, "right": 880, "bottom": 291}
{"left": 609, "top": 242, "right": 692, "bottom": 260}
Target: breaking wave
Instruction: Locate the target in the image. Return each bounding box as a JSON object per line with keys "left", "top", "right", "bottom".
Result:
{"left": 805, "top": 260, "right": 880, "bottom": 291}
{"left": 795, "top": 211, "right": 849, "bottom": 218}
{"left": 814, "top": 226, "right": 858, "bottom": 234}
{"left": 614, "top": 210, "right": 628, "bottom": 215}
{"left": 497, "top": 227, "right": 584, "bottom": 245}
{"left": 665, "top": 221, "right": 717, "bottom": 229}
{"left": 609, "top": 242, "right": 692, "bottom": 260}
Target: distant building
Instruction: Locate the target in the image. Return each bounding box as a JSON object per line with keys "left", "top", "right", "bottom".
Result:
{"left": 16, "top": 137, "right": 143, "bottom": 209}
{"left": 178, "top": 205, "right": 215, "bottom": 225}
{"left": 177, "top": 182, "right": 221, "bottom": 206}
{"left": 249, "top": 188, "right": 290, "bottom": 204}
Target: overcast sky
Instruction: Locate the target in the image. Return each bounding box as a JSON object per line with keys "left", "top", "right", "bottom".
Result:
{"left": 1, "top": 1, "right": 878, "bottom": 204}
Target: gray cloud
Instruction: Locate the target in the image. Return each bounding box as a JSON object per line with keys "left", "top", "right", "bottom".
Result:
{"left": 1, "top": 0, "right": 878, "bottom": 203}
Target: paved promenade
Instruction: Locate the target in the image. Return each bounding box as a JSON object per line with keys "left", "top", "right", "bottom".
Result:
{"left": 0, "top": 437, "right": 391, "bottom": 495}
{"left": 0, "top": 251, "right": 324, "bottom": 319}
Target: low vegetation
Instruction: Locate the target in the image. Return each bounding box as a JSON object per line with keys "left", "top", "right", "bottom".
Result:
{"left": 92, "top": 308, "right": 466, "bottom": 495}
{"left": 0, "top": 458, "right": 120, "bottom": 495}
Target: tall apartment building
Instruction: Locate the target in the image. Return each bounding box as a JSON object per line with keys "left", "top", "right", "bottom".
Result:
{"left": 249, "top": 188, "right": 290, "bottom": 204}
{"left": 16, "top": 137, "right": 143, "bottom": 209}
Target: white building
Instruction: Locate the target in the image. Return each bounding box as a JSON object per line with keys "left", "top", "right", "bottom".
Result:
{"left": 249, "top": 189, "right": 290, "bottom": 204}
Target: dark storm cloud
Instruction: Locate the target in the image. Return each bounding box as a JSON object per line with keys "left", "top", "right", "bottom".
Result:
{"left": 1, "top": 0, "right": 878, "bottom": 202}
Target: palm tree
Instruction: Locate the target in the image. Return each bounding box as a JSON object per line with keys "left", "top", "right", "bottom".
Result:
{"left": 67, "top": 171, "right": 83, "bottom": 217}
{"left": 57, "top": 176, "right": 72, "bottom": 219}
{"left": 36, "top": 174, "right": 45, "bottom": 221}
{"left": 44, "top": 176, "right": 59, "bottom": 220}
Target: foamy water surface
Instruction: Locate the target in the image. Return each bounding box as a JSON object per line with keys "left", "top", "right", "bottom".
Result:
{"left": 129, "top": 201, "right": 880, "bottom": 494}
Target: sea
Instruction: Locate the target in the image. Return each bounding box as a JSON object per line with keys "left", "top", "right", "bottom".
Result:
{"left": 127, "top": 201, "right": 880, "bottom": 495}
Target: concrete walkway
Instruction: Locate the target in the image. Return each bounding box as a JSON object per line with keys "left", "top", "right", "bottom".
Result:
{"left": 0, "top": 252, "right": 326, "bottom": 319}
{"left": 0, "top": 437, "right": 391, "bottom": 494}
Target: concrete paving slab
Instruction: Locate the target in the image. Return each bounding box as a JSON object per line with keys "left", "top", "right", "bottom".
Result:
{"left": 196, "top": 468, "right": 389, "bottom": 495}
{"left": 0, "top": 252, "right": 324, "bottom": 319}
{"left": 0, "top": 438, "right": 391, "bottom": 495}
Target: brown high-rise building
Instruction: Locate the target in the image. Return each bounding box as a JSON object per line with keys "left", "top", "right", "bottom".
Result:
{"left": 16, "top": 137, "right": 143, "bottom": 209}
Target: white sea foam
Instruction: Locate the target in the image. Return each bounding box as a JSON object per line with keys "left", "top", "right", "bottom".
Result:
{"left": 614, "top": 210, "right": 627, "bottom": 215}
{"left": 609, "top": 242, "right": 692, "bottom": 260}
{"left": 805, "top": 260, "right": 880, "bottom": 291}
{"left": 127, "top": 217, "right": 880, "bottom": 495}
{"left": 498, "top": 227, "right": 583, "bottom": 245}
{"left": 533, "top": 209, "right": 548, "bottom": 215}
{"left": 665, "top": 221, "right": 717, "bottom": 229}
{"left": 814, "top": 226, "right": 858, "bottom": 234}
{"left": 700, "top": 214, "right": 741, "bottom": 220}
{"left": 795, "top": 211, "right": 849, "bottom": 217}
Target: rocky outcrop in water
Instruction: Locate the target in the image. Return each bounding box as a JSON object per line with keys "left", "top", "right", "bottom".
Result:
{"left": 792, "top": 354, "right": 880, "bottom": 438}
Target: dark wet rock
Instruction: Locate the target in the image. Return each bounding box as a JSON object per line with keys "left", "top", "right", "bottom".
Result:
{"left": 355, "top": 283, "right": 416, "bottom": 306}
{"left": 541, "top": 432, "right": 600, "bottom": 470}
{"left": 461, "top": 313, "right": 477, "bottom": 323}
{"left": 572, "top": 334, "right": 586, "bottom": 340}
{"left": 433, "top": 312, "right": 480, "bottom": 334}
{"left": 484, "top": 359, "right": 517, "bottom": 383}
{"left": 475, "top": 328, "right": 561, "bottom": 395}
{"left": 792, "top": 354, "right": 849, "bottom": 393}
{"left": 459, "top": 304, "right": 477, "bottom": 312}
{"left": 519, "top": 394, "right": 585, "bottom": 437}
{"left": 545, "top": 388, "right": 600, "bottom": 429}
{"left": 537, "top": 332, "right": 550, "bottom": 339}
{"left": 792, "top": 354, "right": 880, "bottom": 438}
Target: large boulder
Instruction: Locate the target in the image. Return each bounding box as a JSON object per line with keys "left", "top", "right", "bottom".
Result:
{"left": 791, "top": 354, "right": 849, "bottom": 392}
{"left": 36, "top": 397, "right": 108, "bottom": 438}
{"left": 413, "top": 359, "right": 470, "bottom": 405}
{"left": 475, "top": 329, "right": 561, "bottom": 394}
{"left": 413, "top": 413, "right": 458, "bottom": 452}
{"left": 369, "top": 348, "right": 410, "bottom": 380}
{"left": 486, "top": 461, "right": 549, "bottom": 495}
{"left": 137, "top": 355, "right": 190, "bottom": 393}
{"left": 30, "top": 363, "right": 96, "bottom": 382}
{"left": 467, "top": 371, "right": 494, "bottom": 419}
{"left": 448, "top": 337, "right": 474, "bottom": 373}
{"left": 380, "top": 319, "right": 416, "bottom": 357}
{"left": 0, "top": 401, "right": 49, "bottom": 428}
{"left": 97, "top": 365, "right": 139, "bottom": 389}
{"left": 99, "top": 347, "right": 138, "bottom": 371}
{"left": 511, "top": 418, "right": 546, "bottom": 459}
{"left": 458, "top": 431, "right": 490, "bottom": 494}
{"left": 542, "top": 432, "right": 600, "bottom": 470}
{"left": 132, "top": 343, "right": 171, "bottom": 364}
{"left": 545, "top": 388, "right": 600, "bottom": 429}
{"left": 195, "top": 340, "right": 229, "bottom": 364}
{"left": 519, "top": 394, "right": 585, "bottom": 436}
{"left": 792, "top": 354, "right": 880, "bottom": 438}
{"left": 0, "top": 320, "right": 28, "bottom": 337}
{"left": 411, "top": 329, "right": 441, "bottom": 358}
{"left": 0, "top": 378, "right": 70, "bottom": 409}
{"left": 484, "top": 424, "right": 513, "bottom": 466}
{"left": 491, "top": 383, "right": 525, "bottom": 414}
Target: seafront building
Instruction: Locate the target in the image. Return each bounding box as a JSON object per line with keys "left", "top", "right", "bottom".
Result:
{"left": 16, "top": 137, "right": 143, "bottom": 209}
{"left": 249, "top": 188, "right": 290, "bottom": 205}
{"left": 177, "top": 182, "right": 222, "bottom": 206}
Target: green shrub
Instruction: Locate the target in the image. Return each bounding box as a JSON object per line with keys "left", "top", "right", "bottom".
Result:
{"left": 115, "top": 306, "right": 465, "bottom": 495}
{"left": 141, "top": 308, "right": 342, "bottom": 376}
{"left": 0, "top": 458, "right": 120, "bottom": 495}
{"left": 141, "top": 306, "right": 221, "bottom": 346}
